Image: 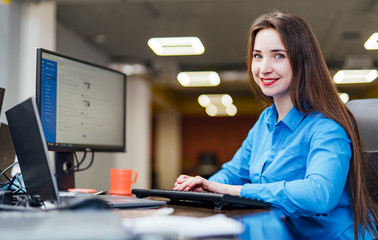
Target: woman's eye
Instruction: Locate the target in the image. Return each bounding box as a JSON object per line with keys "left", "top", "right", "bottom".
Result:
{"left": 253, "top": 54, "right": 262, "bottom": 59}
{"left": 275, "top": 54, "right": 285, "bottom": 59}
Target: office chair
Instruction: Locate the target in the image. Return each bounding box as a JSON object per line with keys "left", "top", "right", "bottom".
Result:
{"left": 347, "top": 98, "right": 378, "bottom": 202}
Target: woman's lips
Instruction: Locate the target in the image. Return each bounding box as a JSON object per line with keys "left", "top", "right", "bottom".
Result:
{"left": 261, "top": 78, "right": 278, "bottom": 86}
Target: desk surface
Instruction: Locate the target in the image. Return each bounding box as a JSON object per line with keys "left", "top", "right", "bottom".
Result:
{"left": 0, "top": 200, "right": 293, "bottom": 240}
{"left": 118, "top": 202, "right": 268, "bottom": 219}
{"left": 117, "top": 201, "right": 294, "bottom": 240}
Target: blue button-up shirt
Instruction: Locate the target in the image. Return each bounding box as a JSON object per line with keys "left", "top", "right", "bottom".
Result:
{"left": 209, "top": 105, "right": 374, "bottom": 239}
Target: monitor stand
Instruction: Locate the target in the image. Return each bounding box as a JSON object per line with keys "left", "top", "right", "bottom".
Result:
{"left": 55, "top": 152, "right": 75, "bottom": 191}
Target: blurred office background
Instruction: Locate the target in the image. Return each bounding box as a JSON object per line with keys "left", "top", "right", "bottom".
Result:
{"left": 0, "top": 0, "right": 377, "bottom": 191}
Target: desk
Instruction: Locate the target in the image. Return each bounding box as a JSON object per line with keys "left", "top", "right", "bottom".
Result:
{"left": 118, "top": 202, "right": 267, "bottom": 219}
{"left": 117, "top": 202, "right": 293, "bottom": 240}
{"left": 0, "top": 201, "right": 293, "bottom": 240}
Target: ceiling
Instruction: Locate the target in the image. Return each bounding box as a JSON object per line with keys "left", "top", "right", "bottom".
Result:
{"left": 55, "top": 0, "right": 378, "bottom": 115}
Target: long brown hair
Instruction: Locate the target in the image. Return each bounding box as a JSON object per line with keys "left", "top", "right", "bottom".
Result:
{"left": 247, "top": 11, "right": 378, "bottom": 239}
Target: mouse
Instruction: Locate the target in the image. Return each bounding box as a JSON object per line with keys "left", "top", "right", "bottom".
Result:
{"left": 63, "top": 197, "right": 111, "bottom": 211}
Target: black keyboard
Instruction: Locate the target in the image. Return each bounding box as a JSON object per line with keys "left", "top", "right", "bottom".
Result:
{"left": 132, "top": 188, "right": 270, "bottom": 210}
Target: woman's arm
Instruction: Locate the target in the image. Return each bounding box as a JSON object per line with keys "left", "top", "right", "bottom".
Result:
{"left": 240, "top": 119, "right": 352, "bottom": 216}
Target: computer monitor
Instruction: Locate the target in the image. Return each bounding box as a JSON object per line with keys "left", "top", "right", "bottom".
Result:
{"left": 36, "top": 48, "right": 126, "bottom": 190}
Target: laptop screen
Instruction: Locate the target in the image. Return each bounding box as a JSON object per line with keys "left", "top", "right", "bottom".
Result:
{"left": 6, "top": 97, "right": 60, "bottom": 203}
{"left": 0, "top": 87, "right": 16, "bottom": 181}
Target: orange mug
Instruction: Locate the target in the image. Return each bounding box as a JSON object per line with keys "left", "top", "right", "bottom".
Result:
{"left": 109, "top": 168, "right": 138, "bottom": 196}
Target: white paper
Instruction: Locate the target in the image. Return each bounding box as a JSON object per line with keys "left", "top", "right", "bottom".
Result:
{"left": 122, "top": 214, "right": 244, "bottom": 237}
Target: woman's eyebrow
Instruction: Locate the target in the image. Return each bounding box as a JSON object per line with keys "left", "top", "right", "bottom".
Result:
{"left": 271, "top": 49, "right": 286, "bottom": 52}
{"left": 253, "top": 49, "right": 286, "bottom": 52}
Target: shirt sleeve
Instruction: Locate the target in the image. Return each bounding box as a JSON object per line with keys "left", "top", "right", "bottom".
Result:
{"left": 240, "top": 119, "right": 352, "bottom": 217}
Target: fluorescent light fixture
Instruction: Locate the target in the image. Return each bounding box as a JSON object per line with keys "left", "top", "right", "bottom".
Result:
{"left": 333, "top": 69, "right": 378, "bottom": 84}
{"left": 338, "top": 93, "right": 350, "bottom": 103}
{"left": 177, "top": 71, "right": 220, "bottom": 87}
{"left": 148, "top": 37, "right": 205, "bottom": 56}
{"left": 198, "top": 94, "right": 233, "bottom": 107}
{"left": 364, "top": 33, "right": 378, "bottom": 50}
{"left": 198, "top": 94, "right": 237, "bottom": 116}
{"left": 206, "top": 104, "right": 237, "bottom": 117}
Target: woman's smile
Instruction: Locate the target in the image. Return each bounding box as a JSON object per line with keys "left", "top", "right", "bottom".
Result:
{"left": 260, "top": 78, "right": 279, "bottom": 86}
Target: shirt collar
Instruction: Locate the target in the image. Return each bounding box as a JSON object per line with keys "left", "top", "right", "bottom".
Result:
{"left": 265, "top": 104, "right": 306, "bottom": 132}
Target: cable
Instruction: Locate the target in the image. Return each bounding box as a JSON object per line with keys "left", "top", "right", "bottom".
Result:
{"left": 64, "top": 150, "right": 87, "bottom": 174}
{"left": 12, "top": 173, "right": 26, "bottom": 194}
{"left": 6, "top": 173, "right": 18, "bottom": 190}
{"left": 0, "top": 162, "right": 26, "bottom": 194}
{"left": 64, "top": 150, "right": 95, "bottom": 173}
{"left": 0, "top": 161, "right": 18, "bottom": 182}
{"left": 0, "top": 173, "right": 26, "bottom": 194}
{"left": 75, "top": 151, "right": 95, "bottom": 172}
{"left": 73, "top": 151, "right": 87, "bottom": 168}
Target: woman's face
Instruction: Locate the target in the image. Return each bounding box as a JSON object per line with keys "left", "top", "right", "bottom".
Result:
{"left": 251, "top": 28, "right": 293, "bottom": 103}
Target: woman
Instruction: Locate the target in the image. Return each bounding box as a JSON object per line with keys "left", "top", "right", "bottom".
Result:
{"left": 173, "top": 11, "right": 377, "bottom": 239}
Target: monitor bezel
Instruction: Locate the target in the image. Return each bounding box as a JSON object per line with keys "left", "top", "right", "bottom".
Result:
{"left": 36, "top": 48, "right": 126, "bottom": 153}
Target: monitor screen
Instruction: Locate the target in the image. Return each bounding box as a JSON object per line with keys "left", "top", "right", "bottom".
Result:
{"left": 36, "top": 48, "right": 126, "bottom": 153}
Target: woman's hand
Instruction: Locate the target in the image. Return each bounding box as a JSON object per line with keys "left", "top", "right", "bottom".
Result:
{"left": 173, "top": 175, "right": 212, "bottom": 192}
{"left": 173, "top": 175, "right": 242, "bottom": 196}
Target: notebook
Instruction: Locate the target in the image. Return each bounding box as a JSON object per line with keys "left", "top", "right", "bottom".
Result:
{"left": 5, "top": 97, "right": 166, "bottom": 209}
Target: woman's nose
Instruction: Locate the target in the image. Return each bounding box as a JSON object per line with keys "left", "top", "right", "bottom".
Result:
{"left": 260, "top": 59, "right": 273, "bottom": 74}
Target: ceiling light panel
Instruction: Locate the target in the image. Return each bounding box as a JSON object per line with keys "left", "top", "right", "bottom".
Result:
{"left": 333, "top": 69, "right": 378, "bottom": 84}
{"left": 177, "top": 71, "right": 220, "bottom": 87}
{"left": 338, "top": 93, "right": 350, "bottom": 103}
{"left": 148, "top": 37, "right": 205, "bottom": 56}
{"left": 198, "top": 94, "right": 233, "bottom": 107}
{"left": 364, "top": 33, "right": 378, "bottom": 50}
{"left": 206, "top": 105, "right": 237, "bottom": 117}
{"left": 198, "top": 94, "right": 237, "bottom": 117}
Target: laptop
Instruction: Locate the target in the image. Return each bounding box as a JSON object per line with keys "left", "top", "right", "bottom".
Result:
{"left": 5, "top": 97, "right": 166, "bottom": 209}
{"left": 0, "top": 88, "right": 17, "bottom": 182}
{"left": 0, "top": 124, "right": 17, "bottom": 183}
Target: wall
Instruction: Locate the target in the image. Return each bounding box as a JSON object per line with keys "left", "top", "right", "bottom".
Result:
{"left": 0, "top": 3, "right": 22, "bottom": 123}
{"left": 181, "top": 115, "right": 258, "bottom": 175}
{"left": 0, "top": 1, "right": 55, "bottom": 121}
{"left": 155, "top": 108, "right": 181, "bottom": 189}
